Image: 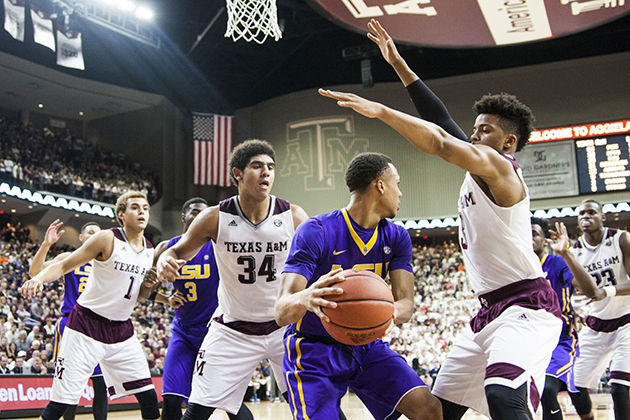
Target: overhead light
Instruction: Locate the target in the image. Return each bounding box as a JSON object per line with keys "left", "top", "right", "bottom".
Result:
{"left": 38, "top": 103, "right": 44, "bottom": 108}
{"left": 135, "top": 6, "right": 154, "bottom": 20}
{"left": 117, "top": 0, "right": 136, "bottom": 12}
{"left": 10, "top": 209, "right": 15, "bottom": 213}
{"left": 75, "top": 213, "right": 80, "bottom": 217}
{"left": 28, "top": 205, "right": 32, "bottom": 209}
{"left": 79, "top": 111, "right": 84, "bottom": 116}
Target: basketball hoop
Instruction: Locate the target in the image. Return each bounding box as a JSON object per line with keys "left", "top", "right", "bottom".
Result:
{"left": 224, "top": 0, "right": 283, "bottom": 44}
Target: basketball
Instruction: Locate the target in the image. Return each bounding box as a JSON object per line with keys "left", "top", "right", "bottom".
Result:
{"left": 321, "top": 269, "right": 395, "bottom": 345}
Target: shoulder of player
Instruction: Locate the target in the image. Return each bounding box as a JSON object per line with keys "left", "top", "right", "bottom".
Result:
{"left": 289, "top": 203, "right": 308, "bottom": 227}
{"left": 618, "top": 229, "right": 630, "bottom": 253}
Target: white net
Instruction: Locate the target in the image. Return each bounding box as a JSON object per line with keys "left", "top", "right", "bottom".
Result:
{"left": 224, "top": 0, "right": 283, "bottom": 44}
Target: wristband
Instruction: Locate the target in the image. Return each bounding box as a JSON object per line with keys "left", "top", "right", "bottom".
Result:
{"left": 603, "top": 285, "right": 617, "bottom": 298}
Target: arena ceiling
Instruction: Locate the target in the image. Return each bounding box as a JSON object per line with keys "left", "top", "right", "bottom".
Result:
{"left": 0, "top": 2, "right": 629, "bottom": 114}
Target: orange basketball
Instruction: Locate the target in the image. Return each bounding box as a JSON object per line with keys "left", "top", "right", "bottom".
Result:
{"left": 321, "top": 269, "right": 394, "bottom": 345}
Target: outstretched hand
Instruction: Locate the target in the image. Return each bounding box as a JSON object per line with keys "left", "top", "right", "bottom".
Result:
{"left": 156, "top": 255, "right": 186, "bottom": 284}
{"left": 367, "top": 19, "right": 401, "bottom": 66}
{"left": 20, "top": 279, "right": 43, "bottom": 298}
{"left": 547, "top": 222, "right": 570, "bottom": 254}
{"left": 43, "top": 219, "right": 65, "bottom": 247}
{"left": 318, "top": 89, "right": 383, "bottom": 119}
{"left": 299, "top": 267, "right": 345, "bottom": 323}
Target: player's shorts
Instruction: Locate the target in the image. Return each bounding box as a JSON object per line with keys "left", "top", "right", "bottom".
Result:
{"left": 187, "top": 317, "right": 286, "bottom": 414}
{"left": 432, "top": 305, "right": 562, "bottom": 417}
{"left": 50, "top": 305, "right": 153, "bottom": 404}
{"left": 54, "top": 315, "right": 103, "bottom": 377}
{"left": 545, "top": 329, "right": 579, "bottom": 393}
{"left": 574, "top": 315, "right": 630, "bottom": 389}
{"left": 162, "top": 318, "right": 207, "bottom": 399}
{"left": 283, "top": 328, "right": 426, "bottom": 420}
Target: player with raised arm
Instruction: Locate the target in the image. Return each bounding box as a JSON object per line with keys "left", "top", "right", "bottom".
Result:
{"left": 151, "top": 197, "right": 252, "bottom": 420}
{"left": 29, "top": 220, "right": 108, "bottom": 420}
{"left": 156, "top": 140, "right": 309, "bottom": 420}
{"left": 319, "top": 88, "right": 563, "bottom": 419}
{"left": 275, "top": 152, "right": 442, "bottom": 420}
{"left": 21, "top": 191, "right": 160, "bottom": 420}
{"left": 549, "top": 201, "right": 630, "bottom": 420}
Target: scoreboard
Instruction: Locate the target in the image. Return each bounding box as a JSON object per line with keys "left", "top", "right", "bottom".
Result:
{"left": 518, "top": 119, "right": 630, "bottom": 199}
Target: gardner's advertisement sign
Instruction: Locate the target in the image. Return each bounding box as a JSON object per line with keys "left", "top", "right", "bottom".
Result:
{"left": 310, "top": 0, "right": 629, "bottom": 46}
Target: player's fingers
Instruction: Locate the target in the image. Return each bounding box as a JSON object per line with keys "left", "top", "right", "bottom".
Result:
{"left": 315, "top": 286, "right": 343, "bottom": 297}
{"left": 312, "top": 305, "right": 330, "bottom": 323}
{"left": 366, "top": 32, "right": 379, "bottom": 44}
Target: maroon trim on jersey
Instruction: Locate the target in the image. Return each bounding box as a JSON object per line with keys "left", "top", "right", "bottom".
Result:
{"left": 219, "top": 197, "right": 239, "bottom": 215}
{"left": 501, "top": 154, "right": 520, "bottom": 170}
{"left": 111, "top": 227, "right": 125, "bottom": 241}
{"left": 530, "top": 378, "right": 540, "bottom": 412}
{"left": 610, "top": 371, "right": 630, "bottom": 382}
{"left": 485, "top": 362, "right": 524, "bottom": 380}
{"left": 273, "top": 197, "right": 290, "bottom": 215}
{"left": 606, "top": 228, "right": 618, "bottom": 239}
{"left": 123, "top": 378, "right": 152, "bottom": 391}
{"left": 471, "top": 277, "right": 561, "bottom": 333}
{"left": 585, "top": 313, "right": 630, "bottom": 333}
{"left": 144, "top": 237, "right": 153, "bottom": 249}
{"left": 67, "top": 304, "right": 134, "bottom": 344}
{"left": 213, "top": 315, "right": 281, "bottom": 336}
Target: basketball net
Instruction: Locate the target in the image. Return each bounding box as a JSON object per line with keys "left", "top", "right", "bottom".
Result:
{"left": 224, "top": 0, "right": 283, "bottom": 44}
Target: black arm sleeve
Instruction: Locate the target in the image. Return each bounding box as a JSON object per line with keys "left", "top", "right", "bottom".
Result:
{"left": 405, "top": 79, "right": 469, "bottom": 141}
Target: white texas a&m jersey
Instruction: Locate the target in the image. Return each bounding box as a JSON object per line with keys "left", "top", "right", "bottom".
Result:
{"left": 78, "top": 228, "right": 154, "bottom": 321}
{"left": 571, "top": 228, "right": 630, "bottom": 320}
{"left": 214, "top": 195, "right": 294, "bottom": 322}
{"left": 458, "top": 156, "right": 544, "bottom": 295}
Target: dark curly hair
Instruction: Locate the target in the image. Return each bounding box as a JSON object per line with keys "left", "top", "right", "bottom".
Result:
{"left": 530, "top": 217, "right": 549, "bottom": 237}
{"left": 229, "top": 139, "right": 275, "bottom": 185}
{"left": 473, "top": 93, "right": 535, "bottom": 152}
{"left": 345, "top": 152, "right": 393, "bottom": 192}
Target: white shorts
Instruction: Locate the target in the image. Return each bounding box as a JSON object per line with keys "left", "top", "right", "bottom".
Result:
{"left": 574, "top": 323, "right": 630, "bottom": 389}
{"left": 432, "top": 306, "right": 561, "bottom": 417}
{"left": 188, "top": 321, "right": 286, "bottom": 414}
{"left": 51, "top": 327, "right": 153, "bottom": 404}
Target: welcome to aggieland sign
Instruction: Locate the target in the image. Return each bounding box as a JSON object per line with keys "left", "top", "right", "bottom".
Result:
{"left": 309, "top": 0, "right": 629, "bottom": 46}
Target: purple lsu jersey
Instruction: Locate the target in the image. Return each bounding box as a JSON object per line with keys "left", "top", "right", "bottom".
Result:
{"left": 541, "top": 254, "right": 574, "bottom": 336}
{"left": 61, "top": 263, "right": 91, "bottom": 315}
{"left": 283, "top": 208, "right": 413, "bottom": 339}
{"left": 167, "top": 236, "right": 220, "bottom": 327}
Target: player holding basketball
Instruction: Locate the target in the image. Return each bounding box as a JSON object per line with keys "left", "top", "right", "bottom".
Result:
{"left": 156, "top": 140, "right": 309, "bottom": 420}
{"left": 275, "top": 152, "right": 442, "bottom": 420}
{"left": 21, "top": 191, "right": 160, "bottom": 420}
{"left": 29, "top": 220, "right": 108, "bottom": 420}
{"left": 319, "top": 88, "right": 563, "bottom": 419}
{"left": 549, "top": 201, "right": 630, "bottom": 420}
{"left": 151, "top": 197, "right": 252, "bottom": 420}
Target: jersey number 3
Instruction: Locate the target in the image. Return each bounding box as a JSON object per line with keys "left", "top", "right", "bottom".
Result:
{"left": 237, "top": 255, "right": 276, "bottom": 284}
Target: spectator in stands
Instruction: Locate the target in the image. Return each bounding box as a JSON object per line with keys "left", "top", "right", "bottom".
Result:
{"left": 29, "top": 357, "right": 45, "bottom": 374}
{"left": 0, "top": 355, "right": 10, "bottom": 374}
{"left": 12, "top": 352, "right": 26, "bottom": 374}
{"left": 15, "top": 330, "right": 29, "bottom": 352}
{"left": 7, "top": 341, "right": 17, "bottom": 360}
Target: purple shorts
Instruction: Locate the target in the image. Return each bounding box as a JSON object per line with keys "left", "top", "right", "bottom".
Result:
{"left": 283, "top": 328, "right": 426, "bottom": 420}
{"left": 162, "top": 318, "right": 207, "bottom": 398}
{"left": 55, "top": 315, "right": 103, "bottom": 377}
{"left": 546, "top": 330, "right": 579, "bottom": 393}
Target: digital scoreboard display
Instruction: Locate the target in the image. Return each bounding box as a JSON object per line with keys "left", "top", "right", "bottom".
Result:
{"left": 575, "top": 134, "right": 630, "bottom": 194}
{"left": 527, "top": 119, "right": 630, "bottom": 197}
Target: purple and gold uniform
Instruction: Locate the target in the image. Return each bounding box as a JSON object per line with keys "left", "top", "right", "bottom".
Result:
{"left": 282, "top": 209, "right": 425, "bottom": 420}
{"left": 162, "top": 236, "right": 220, "bottom": 399}
{"left": 542, "top": 254, "right": 579, "bottom": 392}
{"left": 53, "top": 263, "right": 102, "bottom": 376}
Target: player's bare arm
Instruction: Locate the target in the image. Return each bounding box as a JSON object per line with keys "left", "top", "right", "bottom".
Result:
{"left": 275, "top": 268, "right": 345, "bottom": 326}
{"left": 29, "top": 219, "right": 68, "bottom": 276}
{"left": 290, "top": 204, "right": 309, "bottom": 230}
{"left": 549, "top": 222, "right": 602, "bottom": 300}
{"left": 319, "top": 89, "right": 523, "bottom": 207}
{"left": 610, "top": 230, "right": 630, "bottom": 296}
{"left": 21, "top": 230, "right": 114, "bottom": 298}
{"left": 367, "top": 19, "right": 418, "bottom": 86}
{"left": 389, "top": 269, "right": 415, "bottom": 324}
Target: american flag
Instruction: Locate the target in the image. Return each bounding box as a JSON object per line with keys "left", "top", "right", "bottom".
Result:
{"left": 193, "top": 113, "right": 234, "bottom": 186}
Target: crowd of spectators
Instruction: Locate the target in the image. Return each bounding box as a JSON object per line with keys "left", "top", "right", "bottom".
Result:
{"left": 0, "top": 116, "right": 160, "bottom": 204}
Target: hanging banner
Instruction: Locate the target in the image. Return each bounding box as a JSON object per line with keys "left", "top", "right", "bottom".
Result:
{"left": 516, "top": 141, "right": 579, "bottom": 199}
{"left": 3, "top": 0, "right": 25, "bottom": 41}
{"left": 56, "top": 27, "right": 85, "bottom": 70}
{"left": 31, "top": 4, "right": 56, "bottom": 51}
